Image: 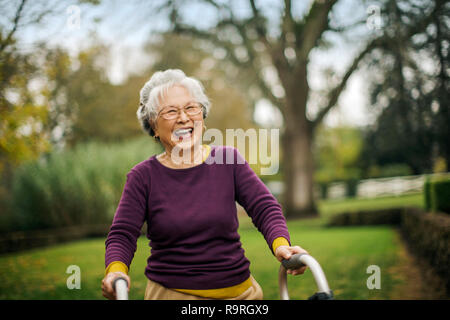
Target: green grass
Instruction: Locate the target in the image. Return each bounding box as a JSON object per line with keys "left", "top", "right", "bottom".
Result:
{"left": 241, "top": 223, "right": 402, "bottom": 300}
{"left": 0, "top": 193, "right": 423, "bottom": 300}
{"left": 240, "top": 192, "right": 424, "bottom": 229}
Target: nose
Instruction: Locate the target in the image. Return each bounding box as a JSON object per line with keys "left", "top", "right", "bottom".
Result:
{"left": 176, "top": 109, "right": 190, "bottom": 122}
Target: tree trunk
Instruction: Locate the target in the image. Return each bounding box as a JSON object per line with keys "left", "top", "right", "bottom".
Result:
{"left": 277, "top": 62, "right": 318, "bottom": 219}
{"left": 281, "top": 120, "right": 318, "bottom": 219}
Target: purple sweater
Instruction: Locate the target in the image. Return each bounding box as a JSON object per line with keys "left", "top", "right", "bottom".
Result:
{"left": 105, "top": 145, "right": 290, "bottom": 290}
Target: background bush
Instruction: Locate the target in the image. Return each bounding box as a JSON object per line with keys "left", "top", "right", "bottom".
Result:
{"left": 424, "top": 176, "right": 450, "bottom": 214}
{"left": 430, "top": 179, "right": 450, "bottom": 214}
{"left": 327, "top": 208, "right": 402, "bottom": 227}
{"left": 401, "top": 208, "right": 450, "bottom": 296}
{"left": 2, "top": 137, "right": 162, "bottom": 232}
{"left": 424, "top": 178, "right": 432, "bottom": 211}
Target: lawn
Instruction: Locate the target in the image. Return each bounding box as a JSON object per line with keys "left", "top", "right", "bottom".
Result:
{"left": 0, "top": 193, "right": 423, "bottom": 300}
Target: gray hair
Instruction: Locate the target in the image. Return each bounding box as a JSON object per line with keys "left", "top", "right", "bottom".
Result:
{"left": 137, "top": 69, "right": 211, "bottom": 137}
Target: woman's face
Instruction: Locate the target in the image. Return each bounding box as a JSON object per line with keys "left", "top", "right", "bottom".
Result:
{"left": 152, "top": 85, "right": 204, "bottom": 153}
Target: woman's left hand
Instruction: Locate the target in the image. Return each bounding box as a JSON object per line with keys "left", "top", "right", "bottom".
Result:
{"left": 274, "top": 245, "right": 309, "bottom": 275}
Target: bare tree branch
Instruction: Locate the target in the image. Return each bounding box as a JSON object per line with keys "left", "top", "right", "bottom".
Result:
{"left": 282, "top": 0, "right": 294, "bottom": 39}
{"left": 0, "top": 0, "right": 27, "bottom": 52}
{"left": 297, "top": 0, "right": 337, "bottom": 61}
{"left": 312, "top": 36, "right": 383, "bottom": 129}
{"left": 328, "top": 18, "right": 367, "bottom": 33}
{"left": 312, "top": 0, "right": 444, "bottom": 130}
{"left": 231, "top": 22, "right": 284, "bottom": 108}
{"left": 279, "top": 0, "right": 294, "bottom": 60}
{"left": 202, "top": 0, "right": 221, "bottom": 9}
{"left": 176, "top": 0, "right": 283, "bottom": 109}
{"left": 174, "top": 19, "right": 284, "bottom": 110}
{"left": 248, "top": 0, "right": 272, "bottom": 51}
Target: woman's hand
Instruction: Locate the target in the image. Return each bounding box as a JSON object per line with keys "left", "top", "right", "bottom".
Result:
{"left": 275, "top": 245, "right": 309, "bottom": 276}
{"left": 101, "top": 271, "right": 131, "bottom": 300}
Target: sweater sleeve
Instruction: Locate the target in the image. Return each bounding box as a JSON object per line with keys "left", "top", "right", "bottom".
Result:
{"left": 105, "top": 168, "right": 148, "bottom": 270}
{"left": 233, "top": 147, "right": 291, "bottom": 254}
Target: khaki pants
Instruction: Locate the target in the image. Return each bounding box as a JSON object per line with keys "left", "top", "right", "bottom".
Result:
{"left": 144, "top": 275, "right": 264, "bottom": 300}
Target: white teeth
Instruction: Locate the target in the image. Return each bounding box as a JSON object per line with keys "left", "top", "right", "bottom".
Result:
{"left": 174, "top": 128, "right": 193, "bottom": 136}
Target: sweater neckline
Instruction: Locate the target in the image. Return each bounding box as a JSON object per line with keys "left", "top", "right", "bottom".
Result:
{"left": 151, "top": 144, "right": 213, "bottom": 172}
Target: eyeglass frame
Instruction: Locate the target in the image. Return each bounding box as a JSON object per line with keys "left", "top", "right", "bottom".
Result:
{"left": 156, "top": 102, "right": 204, "bottom": 120}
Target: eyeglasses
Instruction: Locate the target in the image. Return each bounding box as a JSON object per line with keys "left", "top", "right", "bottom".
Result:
{"left": 157, "top": 104, "right": 203, "bottom": 120}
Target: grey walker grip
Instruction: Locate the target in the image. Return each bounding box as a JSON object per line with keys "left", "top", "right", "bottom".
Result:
{"left": 279, "top": 254, "right": 332, "bottom": 300}
{"left": 281, "top": 253, "right": 307, "bottom": 269}
{"left": 113, "top": 277, "right": 129, "bottom": 300}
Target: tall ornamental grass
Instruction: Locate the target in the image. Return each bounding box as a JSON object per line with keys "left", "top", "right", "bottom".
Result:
{"left": 6, "top": 137, "right": 162, "bottom": 232}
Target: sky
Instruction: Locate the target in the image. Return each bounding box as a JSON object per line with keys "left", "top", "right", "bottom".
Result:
{"left": 8, "top": 0, "right": 382, "bottom": 128}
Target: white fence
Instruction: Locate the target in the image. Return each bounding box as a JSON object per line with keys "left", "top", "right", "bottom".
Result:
{"left": 266, "top": 172, "right": 450, "bottom": 200}
{"left": 355, "top": 172, "right": 449, "bottom": 199}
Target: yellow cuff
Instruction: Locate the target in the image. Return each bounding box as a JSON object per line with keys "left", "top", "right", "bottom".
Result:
{"left": 272, "top": 237, "right": 290, "bottom": 254}
{"left": 105, "top": 261, "right": 128, "bottom": 276}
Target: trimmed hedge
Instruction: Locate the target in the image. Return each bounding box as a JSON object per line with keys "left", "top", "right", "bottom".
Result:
{"left": 431, "top": 179, "right": 450, "bottom": 214}
{"left": 401, "top": 208, "right": 450, "bottom": 296}
{"left": 424, "top": 178, "right": 432, "bottom": 211}
{"left": 0, "top": 224, "right": 110, "bottom": 254}
{"left": 327, "top": 208, "right": 402, "bottom": 226}
{"left": 424, "top": 176, "right": 450, "bottom": 214}
{"left": 0, "top": 223, "right": 149, "bottom": 254}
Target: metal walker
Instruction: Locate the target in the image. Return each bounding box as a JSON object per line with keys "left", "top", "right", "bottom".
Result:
{"left": 113, "top": 253, "right": 333, "bottom": 300}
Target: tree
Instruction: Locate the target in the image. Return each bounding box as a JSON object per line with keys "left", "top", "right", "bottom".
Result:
{"left": 146, "top": 0, "right": 394, "bottom": 218}
{"left": 314, "top": 125, "right": 363, "bottom": 184}
{"left": 0, "top": 0, "right": 101, "bottom": 185}
{"left": 0, "top": 0, "right": 51, "bottom": 188}
{"left": 361, "top": 0, "right": 449, "bottom": 175}
{"left": 40, "top": 41, "right": 145, "bottom": 147}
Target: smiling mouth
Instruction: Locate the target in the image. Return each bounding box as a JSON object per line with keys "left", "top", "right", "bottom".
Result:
{"left": 173, "top": 128, "right": 193, "bottom": 141}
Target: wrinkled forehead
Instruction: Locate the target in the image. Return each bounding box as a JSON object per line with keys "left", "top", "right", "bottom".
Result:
{"left": 157, "top": 84, "right": 196, "bottom": 112}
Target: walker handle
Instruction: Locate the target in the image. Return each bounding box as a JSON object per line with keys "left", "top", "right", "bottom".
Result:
{"left": 279, "top": 253, "right": 333, "bottom": 300}
{"left": 281, "top": 253, "right": 306, "bottom": 269}
{"left": 113, "top": 277, "right": 129, "bottom": 300}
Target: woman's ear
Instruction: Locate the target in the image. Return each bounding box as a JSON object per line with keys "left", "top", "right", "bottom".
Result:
{"left": 149, "top": 119, "right": 158, "bottom": 138}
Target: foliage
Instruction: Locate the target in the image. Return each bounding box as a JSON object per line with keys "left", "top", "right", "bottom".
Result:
{"left": 0, "top": 36, "right": 51, "bottom": 186}
{"left": 3, "top": 136, "right": 162, "bottom": 232}
{"left": 38, "top": 42, "right": 145, "bottom": 147}
{"left": 361, "top": 0, "right": 450, "bottom": 175}
{"left": 0, "top": 103, "right": 50, "bottom": 170}
{"left": 401, "top": 208, "right": 450, "bottom": 296}
{"left": 365, "top": 163, "right": 413, "bottom": 179}
{"left": 424, "top": 177, "right": 432, "bottom": 211}
{"left": 0, "top": 0, "right": 103, "bottom": 183}
{"left": 431, "top": 179, "right": 450, "bottom": 214}
{"left": 328, "top": 207, "right": 403, "bottom": 227}
{"left": 424, "top": 176, "right": 450, "bottom": 214}
{"left": 314, "top": 125, "right": 363, "bottom": 183}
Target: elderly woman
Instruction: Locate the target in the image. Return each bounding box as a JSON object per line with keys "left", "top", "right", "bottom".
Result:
{"left": 101, "top": 69, "right": 308, "bottom": 300}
